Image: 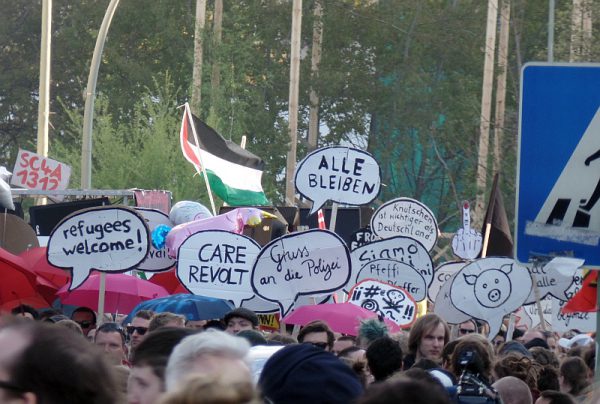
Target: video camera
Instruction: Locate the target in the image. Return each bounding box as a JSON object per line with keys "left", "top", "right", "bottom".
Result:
{"left": 453, "top": 349, "right": 501, "bottom": 404}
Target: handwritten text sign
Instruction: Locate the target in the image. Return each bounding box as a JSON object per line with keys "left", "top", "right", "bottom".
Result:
{"left": 251, "top": 229, "right": 351, "bottom": 315}
{"left": 295, "top": 147, "right": 381, "bottom": 215}
{"left": 47, "top": 206, "right": 150, "bottom": 290}
{"left": 524, "top": 257, "right": 583, "bottom": 304}
{"left": 451, "top": 201, "right": 482, "bottom": 260}
{"left": 349, "top": 279, "right": 417, "bottom": 328}
{"left": 136, "top": 208, "right": 175, "bottom": 272}
{"left": 428, "top": 261, "right": 466, "bottom": 302}
{"left": 449, "top": 258, "right": 532, "bottom": 340}
{"left": 370, "top": 198, "right": 438, "bottom": 251}
{"left": 348, "top": 227, "right": 378, "bottom": 251}
{"left": 177, "top": 230, "right": 260, "bottom": 306}
{"left": 11, "top": 149, "right": 71, "bottom": 191}
{"left": 350, "top": 235, "right": 433, "bottom": 300}
{"left": 552, "top": 270, "right": 596, "bottom": 332}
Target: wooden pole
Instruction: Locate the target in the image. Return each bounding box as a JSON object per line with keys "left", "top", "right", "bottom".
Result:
{"left": 474, "top": 0, "right": 498, "bottom": 227}
{"left": 492, "top": 0, "right": 510, "bottom": 175}
{"left": 285, "top": 0, "right": 303, "bottom": 205}
{"left": 37, "top": 0, "right": 51, "bottom": 159}
{"left": 307, "top": 0, "right": 323, "bottom": 152}
{"left": 191, "top": 0, "right": 207, "bottom": 113}
{"left": 208, "top": 0, "right": 223, "bottom": 121}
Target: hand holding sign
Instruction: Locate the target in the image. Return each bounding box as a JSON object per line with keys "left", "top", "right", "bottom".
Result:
{"left": 47, "top": 207, "right": 150, "bottom": 291}
{"left": 452, "top": 201, "right": 482, "bottom": 260}
{"left": 251, "top": 229, "right": 351, "bottom": 315}
{"left": 295, "top": 147, "right": 381, "bottom": 215}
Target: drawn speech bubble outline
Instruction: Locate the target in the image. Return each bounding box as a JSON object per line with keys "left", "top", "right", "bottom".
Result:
{"left": 355, "top": 259, "right": 428, "bottom": 302}
{"left": 177, "top": 230, "right": 261, "bottom": 307}
{"left": 47, "top": 206, "right": 150, "bottom": 291}
{"left": 251, "top": 229, "right": 351, "bottom": 315}
{"left": 370, "top": 198, "right": 439, "bottom": 251}
{"left": 428, "top": 261, "right": 466, "bottom": 303}
{"left": 135, "top": 208, "right": 175, "bottom": 273}
{"left": 294, "top": 146, "right": 381, "bottom": 215}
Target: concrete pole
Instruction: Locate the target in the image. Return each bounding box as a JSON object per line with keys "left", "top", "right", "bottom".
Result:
{"left": 37, "top": 0, "right": 52, "bottom": 158}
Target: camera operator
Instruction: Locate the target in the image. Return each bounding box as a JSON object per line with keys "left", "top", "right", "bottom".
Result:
{"left": 449, "top": 338, "right": 500, "bottom": 404}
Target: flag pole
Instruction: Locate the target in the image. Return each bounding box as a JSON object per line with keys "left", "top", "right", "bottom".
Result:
{"left": 185, "top": 103, "right": 218, "bottom": 216}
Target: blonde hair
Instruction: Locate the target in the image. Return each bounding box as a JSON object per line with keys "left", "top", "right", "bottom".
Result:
{"left": 158, "top": 374, "right": 260, "bottom": 404}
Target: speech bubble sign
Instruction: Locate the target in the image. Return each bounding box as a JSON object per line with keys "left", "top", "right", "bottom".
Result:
{"left": 552, "top": 270, "right": 597, "bottom": 332}
{"left": 433, "top": 272, "right": 471, "bottom": 325}
{"left": 348, "top": 279, "right": 417, "bottom": 328}
{"left": 251, "top": 229, "right": 351, "bottom": 315}
{"left": 177, "top": 230, "right": 261, "bottom": 307}
{"left": 135, "top": 208, "right": 175, "bottom": 272}
{"left": 524, "top": 257, "right": 584, "bottom": 304}
{"left": 294, "top": 146, "right": 381, "bottom": 215}
{"left": 355, "top": 259, "right": 428, "bottom": 301}
{"left": 452, "top": 201, "right": 482, "bottom": 260}
{"left": 47, "top": 206, "right": 150, "bottom": 291}
{"left": 520, "top": 299, "right": 553, "bottom": 330}
{"left": 350, "top": 235, "right": 434, "bottom": 290}
{"left": 428, "top": 261, "right": 467, "bottom": 302}
{"left": 370, "top": 198, "right": 439, "bottom": 251}
{"left": 242, "top": 294, "right": 333, "bottom": 314}
{"left": 348, "top": 226, "right": 379, "bottom": 251}
{"left": 449, "top": 258, "right": 532, "bottom": 340}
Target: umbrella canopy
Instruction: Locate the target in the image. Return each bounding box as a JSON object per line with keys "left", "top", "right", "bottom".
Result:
{"left": 57, "top": 273, "right": 169, "bottom": 314}
{"left": 148, "top": 268, "right": 187, "bottom": 294}
{"left": 0, "top": 248, "right": 50, "bottom": 310}
{"left": 19, "top": 247, "right": 70, "bottom": 287}
{"left": 282, "top": 302, "right": 400, "bottom": 336}
{"left": 125, "top": 293, "right": 234, "bottom": 322}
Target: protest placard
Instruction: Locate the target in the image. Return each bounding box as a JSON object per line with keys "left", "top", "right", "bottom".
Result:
{"left": 370, "top": 198, "right": 438, "bottom": 251}
{"left": 552, "top": 270, "right": 597, "bottom": 332}
{"left": 524, "top": 257, "right": 583, "bottom": 304}
{"left": 11, "top": 149, "right": 71, "bottom": 191}
{"left": 295, "top": 146, "right": 381, "bottom": 215}
{"left": 135, "top": 208, "right": 175, "bottom": 272}
{"left": 428, "top": 261, "right": 466, "bottom": 302}
{"left": 177, "top": 230, "right": 260, "bottom": 306}
{"left": 251, "top": 229, "right": 351, "bottom": 315}
{"left": 47, "top": 206, "right": 150, "bottom": 290}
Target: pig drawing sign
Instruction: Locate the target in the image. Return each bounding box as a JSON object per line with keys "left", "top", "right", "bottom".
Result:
{"left": 294, "top": 146, "right": 381, "bottom": 215}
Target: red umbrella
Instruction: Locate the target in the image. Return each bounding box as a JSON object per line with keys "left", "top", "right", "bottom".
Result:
{"left": 282, "top": 302, "right": 400, "bottom": 336}
{"left": 0, "top": 248, "right": 51, "bottom": 310}
{"left": 19, "top": 247, "right": 70, "bottom": 288}
{"left": 57, "top": 273, "right": 169, "bottom": 314}
{"left": 149, "top": 268, "right": 188, "bottom": 294}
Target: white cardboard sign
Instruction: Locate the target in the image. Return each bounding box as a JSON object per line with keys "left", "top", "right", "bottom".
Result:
{"left": 135, "top": 208, "right": 175, "bottom": 272}
{"left": 551, "top": 270, "right": 597, "bottom": 332}
{"left": 370, "top": 198, "right": 438, "bottom": 251}
{"left": 348, "top": 279, "right": 417, "bottom": 328}
{"left": 294, "top": 147, "right": 381, "bottom": 215}
{"left": 428, "top": 261, "right": 466, "bottom": 302}
{"left": 177, "top": 230, "right": 260, "bottom": 307}
{"left": 451, "top": 201, "right": 482, "bottom": 260}
{"left": 251, "top": 229, "right": 351, "bottom": 315}
{"left": 11, "top": 149, "right": 71, "bottom": 191}
{"left": 524, "top": 257, "right": 583, "bottom": 304}
{"left": 47, "top": 206, "right": 150, "bottom": 290}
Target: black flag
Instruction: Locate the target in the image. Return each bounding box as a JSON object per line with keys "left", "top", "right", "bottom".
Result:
{"left": 481, "top": 174, "right": 513, "bottom": 257}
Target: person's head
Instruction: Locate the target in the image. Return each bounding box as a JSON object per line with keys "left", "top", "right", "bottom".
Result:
{"left": 236, "top": 329, "right": 268, "bottom": 347}
{"left": 338, "top": 346, "right": 366, "bottom": 363}
{"left": 259, "top": 343, "right": 363, "bottom": 404}
{"left": 529, "top": 347, "right": 559, "bottom": 369}
{"left": 297, "top": 320, "right": 334, "bottom": 351}
{"left": 493, "top": 353, "right": 541, "bottom": 394}
{"left": 94, "top": 322, "right": 128, "bottom": 366}
{"left": 357, "top": 318, "right": 388, "bottom": 348}
{"left": 536, "top": 365, "right": 560, "bottom": 391}
{"left": 559, "top": 356, "right": 589, "bottom": 395}
{"left": 492, "top": 331, "right": 506, "bottom": 353}
{"left": 55, "top": 319, "right": 84, "bottom": 335}
{"left": 10, "top": 305, "right": 38, "bottom": 320}
{"left": 332, "top": 335, "right": 356, "bottom": 355}
{"left": 223, "top": 308, "right": 259, "bottom": 335}
{"left": 157, "top": 374, "right": 260, "bottom": 404}
{"left": 0, "top": 320, "right": 118, "bottom": 403}
{"left": 458, "top": 319, "right": 478, "bottom": 337}
{"left": 492, "top": 376, "right": 532, "bottom": 404}
{"left": 148, "top": 312, "right": 186, "bottom": 333}
{"left": 127, "top": 310, "right": 154, "bottom": 349}
{"left": 128, "top": 327, "right": 196, "bottom": 404}
{"left": 523, "top": 329, "right": 546, "bottom": 344}
{"left": 534, "top": 390, "right": 575, "bottom": 404}
{"left": 267, "top": 332, "right": 297, "bottom": 345}
{"left": 356, "top": 375, "right": 450, "bottom": 404}
{"left": 70, "top": 306, "right": 97, "bottom": 336}
{"left": 408, "top": 314, "right": 449, "bottom": 362}
{"left": 165, "top": 329, "right": 251, "bottom": 391}
{"left": 450, "top": 338, "right": 493, "bottom": 381}
{"left": 366, "top": 336, "right": 403, "bottom": 381}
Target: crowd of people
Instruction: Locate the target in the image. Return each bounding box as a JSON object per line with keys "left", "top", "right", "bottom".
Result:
{"left": 3, "top": 304, "right": 598, "bottom": 404}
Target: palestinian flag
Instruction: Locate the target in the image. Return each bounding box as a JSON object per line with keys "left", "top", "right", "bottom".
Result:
{"left": 180, "top": 103, "right": 269, "bottom": 206}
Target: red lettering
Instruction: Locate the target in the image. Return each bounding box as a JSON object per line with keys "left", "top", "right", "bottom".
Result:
{"left": 49, "top": 164, "right": 62, "bottom": 180}
{"left": 28, "top": 156, "right": 39, "bottom": 171}
{"left": 19, "top": 152, "right": 30, "bottom": 168}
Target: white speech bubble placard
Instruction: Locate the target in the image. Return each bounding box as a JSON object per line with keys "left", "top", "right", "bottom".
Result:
{"left": 354, "top": 259, "right": 427, "bottom": 301}
{"left": 428, "top": 261, "right": 466, "bottom": 302}
{"left": 350, "top": 236, "right": 434, "bottom": 290}
{"left": 242, "top": 294, "right": 333, "bottom": 314}
{"left": 295, "top": 146, "right": 381, "bottom": 215}
{"left": 47, "top": 206, "right": 150, "bottom": 291}
{"left": 370, "top": 198, "right": 439, "bottom": 251}
{"left": 251, "top": 229, "right": 351, "bottom": 315}
{"left": 433, "top": 273, "right": 472, "bottom": 325}
{"left": 524, "top": 257, "right": 584, "bottom": 304}
{"left": 348, "top": 279, "right": 417, "bottom": 328}
{"left": 135, "top": 208, "right": 175, "bottom": 272}
{"left": 552, "top": 270, "right": 597, "bottom": 332}
{"left": 177, "top": 230, "right": 260, "bottom": 307}
{"left": 449, "top": 258, "right": 532, "bottom": 340}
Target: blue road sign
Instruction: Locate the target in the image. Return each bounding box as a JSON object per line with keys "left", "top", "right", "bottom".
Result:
{"left": 516, "top": 63, "right": 600, "bottom": 266}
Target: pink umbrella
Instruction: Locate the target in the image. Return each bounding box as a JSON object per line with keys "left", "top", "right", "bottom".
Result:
{"left": 56, "top": 273, "right": 169, "bottom": 314}
{"left": 282, "top": 302, "right": 400, "bottom": 336}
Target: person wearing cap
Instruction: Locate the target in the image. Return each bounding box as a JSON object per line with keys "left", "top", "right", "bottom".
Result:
{"left": 557, "top": 333, "right": 593, "bottom": 351}
{"left": 224, "top": 308, "right": 259, "bottom": 335}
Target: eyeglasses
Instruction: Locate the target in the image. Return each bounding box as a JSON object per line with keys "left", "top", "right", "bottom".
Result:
{"left": 305, "top": 342, "right": 329, "bottom": 350}
{"left": 126, "top": 326, "right": 148, "bottom": 336}
{"left": 459, "top": 328, "right": 475, "bottom": 335}
{"left": 0, "top": 379, "right": 25, "bottom": 393}
{"left": 76, "top": 320, "right": 93, "bottom": 329}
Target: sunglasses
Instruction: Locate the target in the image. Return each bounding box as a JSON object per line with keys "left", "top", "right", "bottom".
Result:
{"left": 459, "top": 328, "right": 475, "bottom": 335}
{"left": 76, "top": 320, "right": 93, "bottom": 329}
{"left": 126, "top": 326, "right": 148, "bottom": 336}
{"left": 305, "top": 342, "right": 329, "bottom": 350}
